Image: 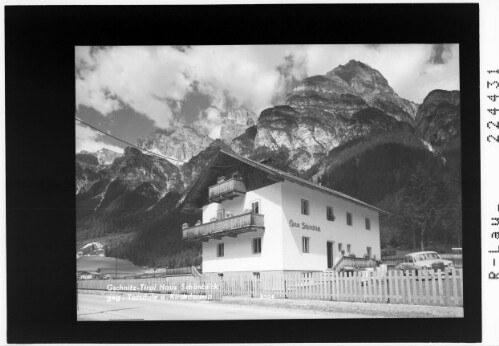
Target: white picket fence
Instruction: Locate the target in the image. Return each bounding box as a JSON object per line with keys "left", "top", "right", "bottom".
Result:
{"left": 78, "top": 269, "right": 463, "bottom": 307}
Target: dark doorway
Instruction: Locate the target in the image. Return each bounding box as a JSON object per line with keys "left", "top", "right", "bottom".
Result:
{"left": 327, "top": 241, "right": 334, "bottom": 269}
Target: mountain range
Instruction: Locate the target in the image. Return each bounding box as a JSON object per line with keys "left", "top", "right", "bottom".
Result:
{"left": 76, "top": 60, "right": 462, "bottom": 267}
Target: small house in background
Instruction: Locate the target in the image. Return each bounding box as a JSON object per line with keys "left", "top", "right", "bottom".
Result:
{"left": 178, "top": 149, "right": 385, "bottom": 277}
{"left": 77, "top": 271, "right": 94, "bottom": 280}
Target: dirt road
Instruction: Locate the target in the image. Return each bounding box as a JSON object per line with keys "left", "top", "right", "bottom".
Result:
{"left": 77, "top": 293, "right": 377, "bottom": 320}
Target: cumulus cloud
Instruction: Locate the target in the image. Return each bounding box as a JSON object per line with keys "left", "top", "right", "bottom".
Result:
{"left": 192, "top": 106, "right": 223, "bottom": 139}
{"left": 75, "top": 122, "right": 124, "bottom": 153}
{"left": 271, "top": 53, "right": 308, "bottom": 105}
{"left": 428, "top": 44, "right": 453, "bottom": 65}
{"left": 76, "top": 45, "right": 291, "bottom": 130}
{"left": 76, "top": 46, "right": 192, "bottom": 128}
{"left": 76, "top": 44, "right": 460, "bottom": 137}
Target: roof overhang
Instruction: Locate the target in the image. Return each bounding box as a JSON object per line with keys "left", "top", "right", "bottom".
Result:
{"left": 178, "top": 148, "right": 389, "bottom": 215}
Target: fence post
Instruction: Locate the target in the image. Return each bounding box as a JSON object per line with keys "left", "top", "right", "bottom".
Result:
{"left": 430, "top": 270, "right": 437, "bottom": 305}
{"left": 344, "top": 272, "right": 348, "bottom": 301}
{"left": 351, "top": 272, "right": 356, "bottom": 302}
{"left": 436, "top": 269, "right": 444, "bottom": 305}
{"left": 349, "top": 272, "right": 354, "bottom": 302}
{"left": 411, "top": 271, "right": 417, "bottom": 304}
{"left": 250, "top": 277, "right": 254, "bottom": 298}
{"left": 377, "top": 271, "right": 383, "bottom": 303}
{"left": 384, "top": 271, "right": 389, "bottom": 303}
{"left": 452, "top": 268, "right": 459, "bottom": 306}
{"left": 459, "top": 268, "right": 463, "bottom": 306}
{"left": 424, "top": 270, "right": 431, "bottom": 305}
{"left": 338, "top": 272, "right": 342, "bottom": 301}
{"left": 388, "top": 271, "right": 396, "bottom": 303}
{"left": 404, "top": 270, "right": 411, "bottom": 304}
{"left": 284, "top": 274, "right": 288, "bottom": 299}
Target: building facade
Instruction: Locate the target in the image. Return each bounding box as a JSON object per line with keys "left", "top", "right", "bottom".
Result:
{"left": 179, "top": 149, "right": 383, "bottom": 276}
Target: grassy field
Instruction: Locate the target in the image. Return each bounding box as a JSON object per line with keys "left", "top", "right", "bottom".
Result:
{"left": 77, "top": 255, "right": 146, "bottom": 276}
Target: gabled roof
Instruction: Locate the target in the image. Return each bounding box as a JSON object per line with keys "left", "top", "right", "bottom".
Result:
{"left": 178, "top": 148, "right": 388, "bottom": 214}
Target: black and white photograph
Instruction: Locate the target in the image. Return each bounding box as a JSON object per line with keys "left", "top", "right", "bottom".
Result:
{"left": 75, "top": 44, "right": 464, "bottom": 321}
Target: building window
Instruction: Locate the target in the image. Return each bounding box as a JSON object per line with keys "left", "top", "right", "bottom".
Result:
{"left": 216, "top": 209, "right": 225, "bottom": 220}
{"left": 301, "top": 199, "right": 309, "bottom": 215}
{"left": 346, "top": 212, "right": 353, "bottom": 226}
{"left": 347, "top": 244, "right": 351, "bottom": 254}
{"left": 366, "top": 246, "right": 372, "bottom": 258}
{"left": 365, "top": 217, "right": 371, "bottom": 230}
{"left": 302, "top": 237, "right": 310, "bottom": 253}
{"left": 252, "top": 237, "right": 262, "bottom": 254}
{"left": 217, "top": 243, "right": 224, "bottom": 257}
{"left": 251, "top": 201, "right": 260, "bottom": 214}
{"left": 326, "top": 206, "right": 335, "bottom": 221}
{"left": 338, "top": 242, "right": 343, "bottom": 253}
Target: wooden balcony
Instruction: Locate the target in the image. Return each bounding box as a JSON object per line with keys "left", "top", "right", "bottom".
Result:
{"left": 208, "top": 177, "right": 246, "bottom": 203}
{"left": 183, "top": 212, "right": 264, "bottom": 242}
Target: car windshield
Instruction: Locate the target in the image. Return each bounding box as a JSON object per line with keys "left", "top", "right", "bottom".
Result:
{"left": 414, "top": 252, "right": 440, "bottom": 261}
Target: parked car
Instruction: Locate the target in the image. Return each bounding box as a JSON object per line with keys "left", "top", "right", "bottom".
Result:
{"left": 396, "top": 251, "right": 454, "bottom": 274}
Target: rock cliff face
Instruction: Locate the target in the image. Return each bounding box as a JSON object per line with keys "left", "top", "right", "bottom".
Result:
{"left": 415, "top": 89, "right": 460, "bottom": 147}
{"left": 83, "top": 148, "right": 122, "bottom": 165}
{"left": 220, "top": 106, "right": 258, "bottom": 143}
{"left": 230, "top": 125, "right": 257, "bottom": 156}
{"left": 76, "top": 147, "right": 186, "bottom": 239}
{"left": 76, "top": 152, "right": 108, "bottom": 194}
{"left": 253, "top": 60, "right": 417, "bottom": 171}
{"left": 106, "top": 147, "right": 183, "bottom": 193}
{"left": 136, "top": 124, "right": 212, "bottom": 166}
{"left": 327, "top": 60, "right": 418, "bottom": 122}
{"left": 76, "top": 149, "right": 122, "bottom": 193}
{"left": 179, "top": 140, "right": 231, "bottom": 189}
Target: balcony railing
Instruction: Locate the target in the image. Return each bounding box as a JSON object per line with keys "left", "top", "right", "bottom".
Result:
{"left": 183, "top": 212, "right": 264, "bottom": 241}
{"left": 208, "top": 177, "right": 246, "bottom": 203}
{"left": 332, "top": 256, "right": 378, "bottom": 272}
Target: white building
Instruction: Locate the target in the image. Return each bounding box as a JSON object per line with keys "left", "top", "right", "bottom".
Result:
{"left": 179, "top": 149, "right": 384, "bottom": 276}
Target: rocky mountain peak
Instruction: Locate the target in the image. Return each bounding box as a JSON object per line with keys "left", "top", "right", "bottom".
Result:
{"left": 220, "top": 106, "right": 258, "bottom": 143}
{"left": 420, "top": 89, "right": 460, "bottom": 108}
{"left": 107, "top": 145, "right": 182, "bottom": 192}
{"left": 252, "top": 59, "right": 425, "bottom": 171}
{"left": 415, "top": 89, "right": 460, "bottom": 147}
{"left": 328, "top": 59, "right": 393, "bottom": 97}
{"left": 80, "top": 148, "right": 122, "bottom": 165}
{"left": 323, "top": 60, "right": 418, "bottom": 122}
{"left": 137, "top": 124, "right": 213, "bottom": 166}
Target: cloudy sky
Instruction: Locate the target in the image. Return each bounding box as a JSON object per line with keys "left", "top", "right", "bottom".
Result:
{"left": 75, "top": 44, "right": 459, "bottom": 153}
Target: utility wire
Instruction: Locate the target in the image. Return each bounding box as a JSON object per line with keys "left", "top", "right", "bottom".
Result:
{"left": 75, "top": 117, "right": 187, "bottom": 163}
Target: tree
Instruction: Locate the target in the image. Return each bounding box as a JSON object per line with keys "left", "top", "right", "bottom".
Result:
{"left": 400, "top": 163, "right": 439, "bottom": 250}
{"left": 438, "top": 176, "right": 462, "bottom": 247}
